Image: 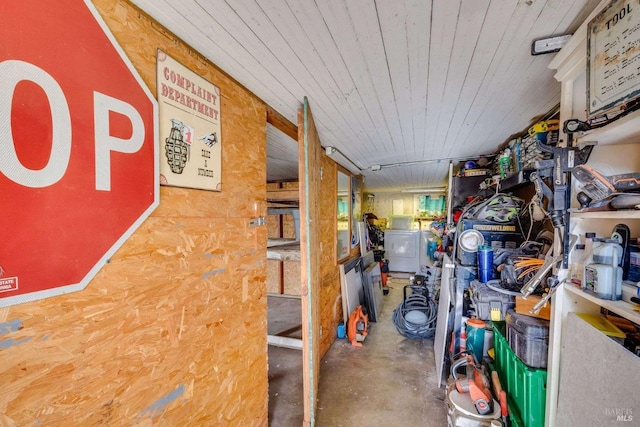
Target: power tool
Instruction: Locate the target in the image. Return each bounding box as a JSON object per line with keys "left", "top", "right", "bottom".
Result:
{"left": 572, "top": 164, "right": 640, "bottom": 206}
{"left": 347, "top": 305, "right": 368, "bottom": 347}
{"left": 451, "top": 354, "right": 494, "bottom": 415}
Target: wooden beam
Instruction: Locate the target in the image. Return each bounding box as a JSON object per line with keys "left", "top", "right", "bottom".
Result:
{"left": 267, "top": 335, "right": 303, "bottom": 350}
{"left": 267, "top": 105, "right": 298, "bottom": 141}
{"left": 267, "top": 189, "right": 299, "bottom": 202}
{"left": 267, "top": 242, "right": 301, "bottom": 261}
{"left": 279, "top": 260, "right": 285, "bottom": 295}
{"left": 279, "top": 212, "right": 285, "bottom": 295}
{"left": 267, "top": 201, "right": 299, "bottom": 209}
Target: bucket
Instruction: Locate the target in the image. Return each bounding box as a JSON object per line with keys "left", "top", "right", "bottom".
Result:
{"left": 466, "top": 319, "right": 486, "bottom": 363}
{"left": 445, "top": 382, "right": 502, "bottom": 427}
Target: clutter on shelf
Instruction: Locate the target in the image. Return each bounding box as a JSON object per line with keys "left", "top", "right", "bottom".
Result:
{"left": 441, "top": 113, "right": 569, "bottom": 427}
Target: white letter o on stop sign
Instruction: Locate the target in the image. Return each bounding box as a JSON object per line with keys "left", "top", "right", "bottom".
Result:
{"left": 0, "top": 60, "right": 72, "bottom": 188}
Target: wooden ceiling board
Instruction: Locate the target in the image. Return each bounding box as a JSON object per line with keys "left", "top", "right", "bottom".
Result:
{"left": 445, "top": 0, "right": 565, "bottom": 157}
{"left": 467, "top": 0, "right": 597, "bottom": 146}
{"left": 376, "top": 0, "right": 432, "bottom": 160}
{"left": 130, "top": 0, "right": 603, "bottom": 193}
{"left": 223, "top": 0, "right": 364, "bottom": 147}
{"left": 423, "top": 0, "right": 461, "bottom": 161}
{"left": 237, "top": 0, "right": 381, "bottom": 165}
{"left": 345, "top": 0, "right": 406, "bottom": 153}
{"left": 258, "top": 0, "right": 367, "bottom": 147}
{"left": 313, "top": 0, "right": 396, "bottom": 155}
{"left": 283, "top": 0, "right": 381, "bottom": 153}
{"left": 404, "top": 0, "right": 432, "bottom": 157}
{"left": 374, "top": 162, "right": 450, "bottom": 191}
{"left": 435, "top": 0, "right": 520, "bottom": 157}
{"left": 446, "top": 2, "right": 548, "bottom": 150}
{"left": 266, "top": 124, "right": 298, "bottom": 171}
{"left": 190, "top": 0, "right": 308, "bottom": 104}
{"left": 431, "top": 0, "right": 492, "bottom": 163}
{"left": 139, "top": 0, "right": 299, "bottom": 116}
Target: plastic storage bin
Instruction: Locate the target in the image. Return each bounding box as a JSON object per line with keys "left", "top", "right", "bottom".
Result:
{"left": 506, "top": 311, "right": 550, "bottom": 369}
{"left": 493, "top": 322, "right": 546, "bottom": 427}
{"left": 387, "top": 215, "right": 414, "bottom": 230}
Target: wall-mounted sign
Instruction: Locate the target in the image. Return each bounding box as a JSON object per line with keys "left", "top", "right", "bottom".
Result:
{"left": 588, "top": 0, "right": 640, "bottom": 119}
{"left": 0, "top": 0, "right": 158, "bottom": 307}
{"left": 157, "top": 50, "right": 222, "bottom": 191}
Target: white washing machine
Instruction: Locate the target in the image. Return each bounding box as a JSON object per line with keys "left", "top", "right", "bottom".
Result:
{"left": 384, "top": 230, "right": 420, "bottom": 273}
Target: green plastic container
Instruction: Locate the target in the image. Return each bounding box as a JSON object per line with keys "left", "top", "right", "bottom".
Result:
{"left": 492, "top": 321, "right": 547, "bottom": 427}
{"left": 488, "top": 362, "right": 525, "bottom": 427}
{"left": 509, "top": 411, "right": 525, "bottom": 427}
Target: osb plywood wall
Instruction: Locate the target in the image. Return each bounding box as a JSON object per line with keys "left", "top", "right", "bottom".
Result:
{"left": 265, "top": 260, "right": 300, "bottom": 295}
{"left": 281, "top": 181, "right": 299, "bottom": 240}
{"left": 266, "top": 182, "right": 297, "bottom": 240}
{"left": 283, "top": 262, "right": 302, "bottom": 295}
{"left": 266, "top": 260, "right": 282, "bottom": 294}
{"left": 317, "top": 155, "right": 343, "bottom": 357}
{"left": 0, "top": 1, "right": 268, "bottom": 425}
{"left": 266, "top": 181, "right": 299, "bottom": 295}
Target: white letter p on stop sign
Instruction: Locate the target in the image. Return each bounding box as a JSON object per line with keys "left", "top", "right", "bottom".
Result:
{"left": 94, "top": 91, "right": 145, "bottom": 191}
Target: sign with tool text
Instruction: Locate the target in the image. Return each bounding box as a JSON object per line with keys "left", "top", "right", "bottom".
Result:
{"left": 588, "top": 0, "right": 640, "bottom": 118}
{"left": 157, "top": 50, "right": 222, "bottom": 191}
{"left": 0, "top": 0, "right": 159, "bottom": 306}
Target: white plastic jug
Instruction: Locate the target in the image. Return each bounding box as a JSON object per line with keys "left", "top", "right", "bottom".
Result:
{"left": 585, "top": 239, "right": 623, "bottom": 300}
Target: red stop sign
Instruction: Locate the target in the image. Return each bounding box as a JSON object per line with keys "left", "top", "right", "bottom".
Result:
{"left": 0, "top": 0, "right": 158, "bottom": 306}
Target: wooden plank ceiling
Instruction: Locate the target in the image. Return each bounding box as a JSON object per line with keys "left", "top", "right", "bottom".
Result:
{"left": 131, "top": 0, "right": 601, "bottom": 192}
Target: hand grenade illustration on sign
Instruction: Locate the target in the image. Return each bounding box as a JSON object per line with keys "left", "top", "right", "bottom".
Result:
{"left": 165, "top": 119, "right": 190, "bottom": 174}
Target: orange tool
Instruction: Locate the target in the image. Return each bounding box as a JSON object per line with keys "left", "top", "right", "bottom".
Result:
{"left": 454, "top": 355, "right": 493, "bottom": 415}
{"left": 347, "top": 305, "right": 368, "bottom": 347}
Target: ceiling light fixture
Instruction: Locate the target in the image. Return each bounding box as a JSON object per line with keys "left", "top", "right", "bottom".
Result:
{"left": 324, "top": 145, "right": 362, "bottom": 175}
{"left": 325, "top": 146, "right": 337, "bottom": 156}
{"left": 531, "top": 34, "right": 572, "bottom": 55}
{"left": 400, "top": 187, "right": 447, "bottom": 194}
{"left": 370, "top": 154, "right": 497, "bottom": 171}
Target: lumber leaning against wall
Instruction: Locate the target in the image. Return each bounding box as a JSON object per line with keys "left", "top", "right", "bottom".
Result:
{"left": 0, "top": 1, "right": 268, "bottom": 425}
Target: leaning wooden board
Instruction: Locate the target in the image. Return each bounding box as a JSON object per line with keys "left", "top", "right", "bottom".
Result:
{"left": 339, "top": 257, "right": 364, "bottom": 324}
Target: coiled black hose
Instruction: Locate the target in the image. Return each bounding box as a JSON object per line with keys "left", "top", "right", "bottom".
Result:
{"left": 393, "top": 292, "right": 438, "bottom": 339}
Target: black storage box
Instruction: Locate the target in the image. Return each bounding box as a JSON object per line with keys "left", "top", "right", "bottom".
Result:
{"left": 469, "top": 280, "right": 515, "bottom": 321}
{"left": 506, "top": 310, "right": 550, "bottom": 369}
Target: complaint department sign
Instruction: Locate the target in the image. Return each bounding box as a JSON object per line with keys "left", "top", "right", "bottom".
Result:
{"left": 157, "top": 50, "right": 222, "bottom": 191}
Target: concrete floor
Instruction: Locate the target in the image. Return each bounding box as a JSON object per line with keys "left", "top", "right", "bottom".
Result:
{"left": 267, "top": 295, "right": 304, "bottom": 426}
{"left": 268, "top": 276, "right": 447, "bottom": 426}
